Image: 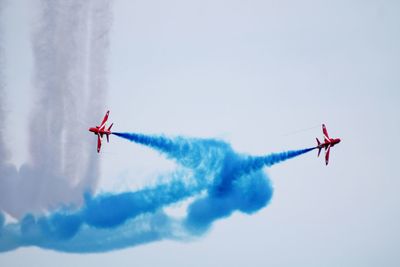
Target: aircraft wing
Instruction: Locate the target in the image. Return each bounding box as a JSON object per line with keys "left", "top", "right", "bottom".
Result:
{"left": 322, "top": 124, "right": 330, "bottom": 141}
{"left": 99, "top": 110, "right": 110, "bottom": 130}
{"left": 325, "top": 144, "right": 331, "bottom": 165}
{"left": 97, "top": 134, "right": 102, "bottom": 153}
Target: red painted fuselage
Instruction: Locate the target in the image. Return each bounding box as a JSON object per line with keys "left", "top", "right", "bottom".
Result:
{"left": 88, "top": 110, "right": 113, "bottom": 153}
{"left": 316, "top": 124, "right": 341, "bottom": 165}
{"left": 316, "top": 137, "right": 341, "bottom": 149}
{"left": 89, "top": 126, "right": 112, "bottom": 139}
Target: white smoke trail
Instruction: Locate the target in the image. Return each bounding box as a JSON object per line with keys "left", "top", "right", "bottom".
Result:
{"left": 0, "top": 0, "right": 112, "bottom": 218}
{"left": 80, "top": 0, "right": 112, "bottom": 193}
{"left": 0, "top": 0, "right": 7, "bottom": 163}
{"left": 61, "top": 2, "right": 92, "bottom": 187}
{"left": 0, "top": 0, "right": 12, "bottom": 215}
{"left": 0, "top": 0, "right": 9, "bottom": 164}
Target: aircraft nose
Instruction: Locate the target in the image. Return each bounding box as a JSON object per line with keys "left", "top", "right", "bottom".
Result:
{"left": 338, "top": 138, "right": 341, "bottom": 143}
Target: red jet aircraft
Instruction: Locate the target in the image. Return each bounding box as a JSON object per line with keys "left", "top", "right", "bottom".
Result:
{"left": 316, "top": 124, "right": 341, "bottom": 165}
{"left": 89, "top": 110, "right": 113, "bottom": 153}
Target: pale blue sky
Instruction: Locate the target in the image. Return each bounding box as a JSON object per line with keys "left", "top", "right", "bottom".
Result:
{"left": 1, "top": 0, "right": 400, "bottom": 266}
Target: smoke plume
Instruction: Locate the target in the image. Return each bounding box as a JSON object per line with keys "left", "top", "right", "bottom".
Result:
{"left": 0, "top": 133, "right": 314, "bottom": 253}
{"left": 0, "top": 0, "right": 112, "bottom": 218}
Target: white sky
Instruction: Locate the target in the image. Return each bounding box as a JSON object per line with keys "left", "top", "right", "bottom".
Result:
{"left": 1, "top": 0, "right": 400, "bottom": 266}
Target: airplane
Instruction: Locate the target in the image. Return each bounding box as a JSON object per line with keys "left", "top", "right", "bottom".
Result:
{"left": 88, "top": 110, "right": 113, "bottom": 153}
{"left": 316, "top": 124, "right": 341, "bottom": 165}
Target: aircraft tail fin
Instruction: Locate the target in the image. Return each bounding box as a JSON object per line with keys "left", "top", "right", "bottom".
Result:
{"left": 107, "top": 123, "right": 113, "bottom": 131}
{"left": 107, "top": 123, "right": 113, "bottom": 144}
{"left": 316, "top": 138, "right": 322, "bottom": 157}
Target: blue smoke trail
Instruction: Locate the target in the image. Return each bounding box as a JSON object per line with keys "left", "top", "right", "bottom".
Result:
{"left": 0, "top": 133, "right": 314, "bottom": 253}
